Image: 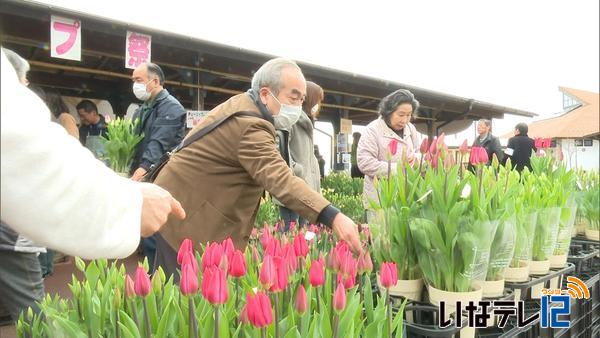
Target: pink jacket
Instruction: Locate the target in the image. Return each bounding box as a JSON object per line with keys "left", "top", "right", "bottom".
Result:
{"left": 357, "top": 118, "right": 420, "bottom": 208}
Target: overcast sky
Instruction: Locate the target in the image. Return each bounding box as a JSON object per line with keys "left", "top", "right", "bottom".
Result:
{"left": 33, "top": 0, "right": 600, "bottom": 165}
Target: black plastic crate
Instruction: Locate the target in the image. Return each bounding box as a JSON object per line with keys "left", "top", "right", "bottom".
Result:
{"left": 505, "top": 263, "right": 575, "bottom": 301}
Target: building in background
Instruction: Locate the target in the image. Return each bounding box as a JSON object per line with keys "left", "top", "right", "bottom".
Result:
{"left": 525, "top": 87, "right": 599, "bottom": 170}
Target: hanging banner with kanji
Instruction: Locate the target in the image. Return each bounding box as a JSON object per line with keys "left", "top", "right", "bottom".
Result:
{"left": 125, "top": 31, "right": 152, "bottom": 69}
{"left": 50, "top": 15, "right": 81, "bottom": 61}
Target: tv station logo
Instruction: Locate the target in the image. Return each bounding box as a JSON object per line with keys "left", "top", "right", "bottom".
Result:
{"left": 438, "top": 276, "right": 591, "bottom": 329}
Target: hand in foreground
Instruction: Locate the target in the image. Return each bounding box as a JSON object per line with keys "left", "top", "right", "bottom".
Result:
{"left": 331, "top": 213, "right": 363, "bottom": 255}
{"left": 139, "top": 183, "right": 186, "bottom": 237}
{"left": 131, "top": 167, "right": 148, "bottom": 181}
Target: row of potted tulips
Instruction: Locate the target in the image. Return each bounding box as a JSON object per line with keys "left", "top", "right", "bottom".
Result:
{"left": 18, "top": 224, "right": 408, "bottom": 338}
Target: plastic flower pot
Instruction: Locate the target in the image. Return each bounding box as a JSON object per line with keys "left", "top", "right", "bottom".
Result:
{"left": 505, "top": 260, "right": 530, "bottom": 283}
{"left": 585, "top": 229, "right": 599, "bottom": 241}
{"left": 428, "top": 284, "right": 483, "bottom": 338}
{"left": 377, "top": 275, "right": 424, "bottom": 301}
{"left": 472, "top": 279, "right": 504, "bottom": 298}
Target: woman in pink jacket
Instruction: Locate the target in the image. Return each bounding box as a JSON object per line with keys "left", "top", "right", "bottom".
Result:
{"left": 357, "top": 89, "right": 421, "bottom": 222}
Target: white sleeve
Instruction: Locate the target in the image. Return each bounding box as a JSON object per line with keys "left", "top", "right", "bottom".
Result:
{"left": 1, "top": 50, "right": 143, "bottom": 259}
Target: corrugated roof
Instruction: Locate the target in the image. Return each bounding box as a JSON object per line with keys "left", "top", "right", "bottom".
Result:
{"left": 525, "top": 87, "right": 599, "bottom": 139}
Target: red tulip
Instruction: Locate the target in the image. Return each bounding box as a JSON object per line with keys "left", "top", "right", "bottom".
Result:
{"left": 201, "top": 242, "right": 223, "bottom": 272}
{"left": 229, "top": 249, "right": 247, "bottom": 278}
{"left": 419, "top": 137, "right": 429, "bottom": 154}
{"left": 293, "top": 234, "right": 309, "bottom": 258}
{"left": 180, "top": 262, "right": 199, "bottom": 296}
{"left": 357, "top": 250, "right": 373, "bottom": 274}
{"left": 247, "top": 292, "right": 273, "bottom": 328}
{"left": 469, "top": 146, "right": 479, "bottom": 165}
{"left": 333, "top": 283, "right": 346, "bottom": 313}
{"left": 270, "top": 257, "right": 289, "bottom": 293}
{"left": 543, "top": 138, "right": 552, "bottom": 148}
{"left": 429, "top": 137, "right": 438, "bottom": 155}
{"left": 534, "top": 138, "right": 543, "bottom": 149}
{"left": 380, "top": 262, "right": 398, "bottom": 289}
{"left": 478, "top": 147, "right": 489, "bottom": 164}
{"left": 259, "top": 255, "right": 277, "bottom": 290}
{"left": 134, "top": 266, "right": 151, "bottom": 297}
{"left": 177, "top": 238, "right": 193, "bottom": 265}
{"left": 201, "top": 266, "right": 228, "bottom": 304}
{"left": 260, "top": 224, "right": 273, "bottom": 250}
{"left": 181, "top": 250, "right": 199, "bottom": 274}
{"left": 339, "top": 251, "right": 357, "bottom": 279}
{"left": 309, "top": 258, "right": 326, "bottom": 287}
{"left": 333, "top": 241, "right": 351, "bottom": 272}
{"left": 125, "top": 274, "right": 135, "bottom": 298}
{"left": 282, "top": 244, "right": 298, "bottom": 273}
{"left": 264, "top": 238, "right": 282, "bottom": 258}
{"left": 294, "top": 284, "right": 308, "bottom": 314}
{"left": 222, "top": 237, "right": 235, "bottom": 264}
{"left": 388, "top": 139, "right": 399, "bottom": 156}
{"left": 337, "top": 272, "right": 356, "bottom": 289}
{"left": 459, "top": 139, "right": 469, "bottom": 155}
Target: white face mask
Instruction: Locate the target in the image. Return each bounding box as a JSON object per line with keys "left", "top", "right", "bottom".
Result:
{"left": 268, "top": 91, "right": 302, "bottom": 130}
{"left": 133, "top": 81, "right": 151, "bottom": 101}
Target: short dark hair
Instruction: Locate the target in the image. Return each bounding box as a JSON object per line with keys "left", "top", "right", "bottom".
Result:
{"left": 146, "top": 62, "right": 165, "bottom": 85}
{"left": 515, "top": 122, "right": 528, "bottom": 135}
{"left": 379, "top": 89, "right": 419, "bottom": 124}
{"left": 76, "top": 99, "right": 98, "bottom": 114}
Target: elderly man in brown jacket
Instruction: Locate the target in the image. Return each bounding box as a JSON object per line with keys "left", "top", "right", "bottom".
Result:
{"left": 154, "top": 58, "right": 362, "bottom": 278}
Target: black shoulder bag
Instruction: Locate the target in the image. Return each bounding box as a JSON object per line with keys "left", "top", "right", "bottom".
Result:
{"left": 142, "top": 111, "right": 259, "bottom": 182}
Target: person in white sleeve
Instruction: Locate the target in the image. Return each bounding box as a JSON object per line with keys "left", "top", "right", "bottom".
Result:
{"left": 0, "top": 48, "right": 186, "bottom": 260}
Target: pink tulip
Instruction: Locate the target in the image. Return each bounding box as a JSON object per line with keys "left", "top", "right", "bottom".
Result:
{"left": 337, "top": 272, "right": 356, "bottom": 289}
{"left": 534, "top": 138, "right": 543, "bottom": 149}
{"left": 180, "top": 262, "right": 199, "bottom": 296}
{"left": 357, "top": 250, "right": 373, "bottom": 274}
{"left": 293, "top": 234, "right": 309, "bottom": 258}
{"left": 309, "top": 224, "right": 319, "bottom": 234}
{"left": 333, "top": 283, "right": 346, "bottom": 313}
{"left": 104, "top": 114, "right": 112, "bottom": 123}
{"left": 222, "top": 237, "right": 235, "bottom": 264}
{"left": 201, "top": 266, "right": 228, "bottom": 305}
{"left": 309, "top": 258, "right": 326, "bottom": 287}
{"left": 250, "top": 228, "right": 258, "bottom": 238}
{"left": 125, "top": 274, "right": 135, "bottom": 298}
{"left": 469, "top": 146, "right": 481, "bottom": 166}
{"left": 259, "top": 255, "right": 277, "bottom": 290}
{"left": 478, "top": 147, "right": 489, "bottom": 164}
{"left": 134, "top": 266, "right": 151, "bottom": 297}
{"left": 177, "top": 238, "right": 194, "bottom": 265}
{"left": 326, "top": 247, "right": 337, "bottom": 271}
{"left": 543, "top": 138, "right": 552, "bottom": 149}
{"left": 429, "top": 137, "right": 438, "bottom": 155}
{"left": 201, "top": 242, "right": 223, "bottom": 272}
{"left": 388, "top": 139, "right": 399, "bottom": 156}
{"left": 459, "top": 139, "right": 469, "bottom": 155}
{"left": 260, "top": 224, "right": 273, "bottom": 250}
{"left": 239, "top": 304, "right": 250, "bottom": 325}
{"left": 380, "top": 262, "right": 398, "bottom": 289}
{"left": 252, "top": 245, "right": 261, "bottom": 264}
{"left": 282, "top": 244, "right": 298, "bottom": 273}
{"left": 264, "top": 238, "right": 282, "bottom": 258}
{"left": 289, "top": 221, "right": 296, "bottom": 233}
{"left": 294, "top": 284, "right": 308, "bottom": 314}
{"left": 436, "top": 133, "right": 446, "bottom": 152}
{"left": 229, "top": 249, "right": 247, "bottom": 278}
{"left": 181, "top": 250, "right": 199, "bottom": 274}
{"left": 420, "top": 137, "right": 429, "bottom": 154}
{"left": 270, "top": 257, "right": 289, "bottom": 293}
{"left": 247, "top": 292, "right": 273, "bottom": 328}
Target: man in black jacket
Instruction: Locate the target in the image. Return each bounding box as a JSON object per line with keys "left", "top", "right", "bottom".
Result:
{"left": 130, "top": 62, "right": 186, "bottom": 270}
{"left": 504, "top": 122, "right": 536, "bottom": 172}
{"left": 130, "top": 62, "right": 186, "bottom": 181}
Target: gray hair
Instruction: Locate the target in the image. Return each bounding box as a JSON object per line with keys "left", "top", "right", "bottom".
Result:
{"left": 251, "top": 58, "right": 303, "bottom": 95}
{"left": 379, "top": 89, "right": 419, "bottom": 121}
{"left": 478, "top": 119, "right": 492, "bottom": 128}
{"left": 3, "top": 48, "right": 30, "bottom": 85}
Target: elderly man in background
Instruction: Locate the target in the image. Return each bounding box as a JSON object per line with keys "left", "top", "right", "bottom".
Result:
{"left": 153, "top": 58, "right": 362, "bottom": 279}
{"left": 129, "top": 62, "right": 187, "bottom": 270}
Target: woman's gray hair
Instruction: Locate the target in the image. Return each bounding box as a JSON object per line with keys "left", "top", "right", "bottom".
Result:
{"left": 251, "top": 58, "right": 303, "bottom": 95}
{"left": 2, "top": 48, "right": 30, "bottom": 85}
{"left": 379, "top": 89, "right": 419, "bottom": 120}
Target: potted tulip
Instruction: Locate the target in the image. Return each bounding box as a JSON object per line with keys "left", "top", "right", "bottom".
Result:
{"left": 505, "top": 189, "right": 538, "bottom": 283}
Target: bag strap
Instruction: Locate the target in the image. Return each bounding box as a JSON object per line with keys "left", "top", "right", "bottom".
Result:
{"left": 172, "top": 110, "right": 260, "bottom": 154}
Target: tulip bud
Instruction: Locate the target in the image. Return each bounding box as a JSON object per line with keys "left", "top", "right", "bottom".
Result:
{"left": 180, "top": 262, "right": 199, "bottom": 296}
{"left": 380, "top": 262, "right": 398, "bottom": 289}
{"left": 177, "top": 238, "right": 194, "bottom": 265}
{"left": 259, "top": 255, "right": 276, "bottom": 290}
{"left": 182, "top": 250, "right": 199, "bottom": 274}
{"left": 293, "top": 234, "right": 310, "bottom": 258}
{"left": 239, "top": 304, "right": 250, "bottom": 325}
{"left": 229, "top": 249, "right": 247, "bottom": 278}
{"left": 309, "top": 259, "right": 325, "bottom": 287}
{"left": 388, "top": 139, "right": 399, "bottom": 156}
{"left": 357, "top": 250, "right": 373, "bottom": 274}
{"left": 419, "top": 137, "right": 429, "bottom": 154}
{"left": 125, "top": 274, "right": 135, "bottom": 298}
{"left": 222, "top": 237, "right": 235, "bottom": 264}
{"left": 113, "top": 288, "right": 122, "bottom": 308}
{"left": 478, "top": 147, "right": 489, "bottom": 164}
{"left": 75, "top": 257, "right": 86, "bottom": 272}
{"left": 201, "top": 266, "right": 228, "bottom": 304}
{"left": 294, "top": 284, "right": 308, "bottom": 315}
{"left": 252, "top": 245, "right": 261, "bottom": 264}
{"left": 247, "top": 292, "right": 273, "bottom": 328}
{"left": 333, "top": 283, "right": 346, "bottom": 313}
{"left": 134, "top": 266, "right": 151, "bottom": 297}
{"left": 429, "top": 137, "right": 438, "bottom": 155}
{"left": 151, "top": 271, "right": 163, "bottom": 292}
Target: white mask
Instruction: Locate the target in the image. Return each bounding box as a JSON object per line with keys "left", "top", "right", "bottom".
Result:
{"left": 269, "top": 91, "right": 302, "bottom": 130}
{"left": 133, "top": 81, "right": 151, "bottom": 101}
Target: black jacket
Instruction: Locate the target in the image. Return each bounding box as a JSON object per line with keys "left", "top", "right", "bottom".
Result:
{"left": 130, "top": 89, "right": 186, "bottom": 173}
{"left": 505, "top": 135, "right": 536, "bottom": 172}
{"left": 472, "top": 133, "right": 503, "bottom": 166}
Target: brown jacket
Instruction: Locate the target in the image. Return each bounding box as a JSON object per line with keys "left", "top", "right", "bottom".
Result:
{"left": 156, "top": 93, "right": 330, "bottom": 251}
